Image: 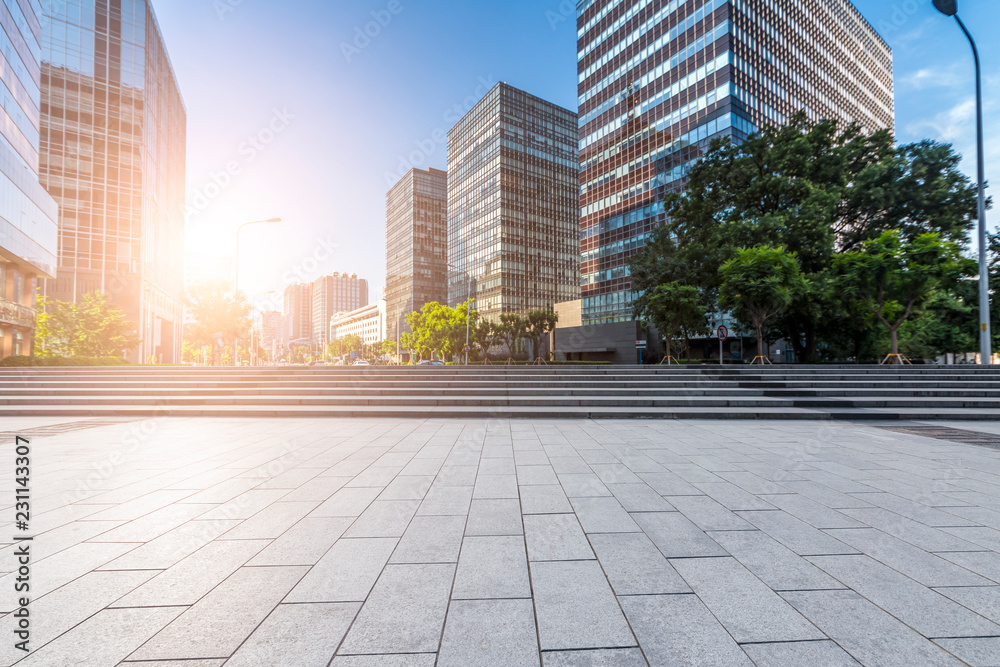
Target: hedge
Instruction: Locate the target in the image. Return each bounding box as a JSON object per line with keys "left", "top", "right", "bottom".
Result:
{"left": 0, "top": 356, "right": 130, "bottom": 367}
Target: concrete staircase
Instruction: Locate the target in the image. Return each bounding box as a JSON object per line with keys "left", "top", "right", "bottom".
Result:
{"left": 1, "top": 365, "right": 999, "bottom": 420}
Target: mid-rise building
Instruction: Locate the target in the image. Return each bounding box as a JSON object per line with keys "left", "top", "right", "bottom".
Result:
{"left": 41, "top": 0, "right": 187, "bottom": 362}
{"left": 0, "top": 0, "right": 59, "bottom": 358}
{"left": 386, "top": 168, "right": 448, "bottom": 341}
{"left": 447, "top": 83, "right": 580, "bottom": 318}
{"left": 577, "top": 0, "right": 893, "bottom": 324}
{"left": 284, "top": 282, "right": 313, "bottom": 345}
{"left": 260, "top": 310, "right": 281, "bottom": 360}
{"left": 312, "top": 273, "right": 368, "bottom": 346}
{"left": 330, "top": 298, "right": 387, "bottom": 347}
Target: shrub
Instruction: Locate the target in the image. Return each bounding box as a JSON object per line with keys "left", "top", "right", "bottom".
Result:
{"left": 0, "top": 356, "right": 130, "bottom": 367}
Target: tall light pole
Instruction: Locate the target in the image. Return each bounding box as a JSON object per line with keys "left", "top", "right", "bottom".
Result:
{"left": 934, "top": 0, "right": 992, "bottom": 365}
{"left": 233, "top": 217, "right": 282, "bottom": 366}
{"left": 447, "top": 263, "right": 473, "bottom": 364}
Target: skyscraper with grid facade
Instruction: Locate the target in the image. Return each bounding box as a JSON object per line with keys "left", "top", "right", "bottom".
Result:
{"left": 577, "top": 0, "right": 893, "bottom": 324}
{"left": 447, "top": 82, "right": 579, "bottom": 318}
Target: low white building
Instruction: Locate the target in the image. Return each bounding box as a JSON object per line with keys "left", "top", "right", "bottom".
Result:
{"left": 330, "top": 298, "right": 386, "bottom": 346}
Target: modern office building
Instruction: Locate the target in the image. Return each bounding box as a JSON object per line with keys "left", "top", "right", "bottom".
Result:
{"left": 447, "top": 83, "right": 580, "bottom": 319}
{"left": 0, "top": 0, "right": 60, "bottom": 358}
{"left": 311, "top": 273, "right": 368, "bottom": 346}
{"left": 386, "top": 168, "right": 448, "bottom": 341}
{"left": 577, "top": 0, "right": 893, "bottom": 324}
{"left": 40, "top": 0, "right": 187, "bottom": 363}
{"left": 283, "top": 282, "right": 313, "bottom": 345}
{"left": 330, "top": 298, "right": 387, "bottom": 348}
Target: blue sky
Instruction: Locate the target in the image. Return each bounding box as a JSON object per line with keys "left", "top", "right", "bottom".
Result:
{"left": 154, "top": 0, "right": 999, "bottom": 306}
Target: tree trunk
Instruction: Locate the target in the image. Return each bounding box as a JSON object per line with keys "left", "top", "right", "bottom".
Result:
{"left": 890, "top": 327, "right": 899, "bottom": 356}
{"left": 665, "top": 336, "right": 672, "bottom": 361}
{"left": 756, "top": 324, "right": 764, "bottom": 360}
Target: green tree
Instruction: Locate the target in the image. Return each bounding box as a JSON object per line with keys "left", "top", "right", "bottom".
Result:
{"left": 719, "top": 247, "right": 805, "bottom": 362}
{"left": 629, "top": 113, "right": 980, "bottom": 362}
{"left": 836, "top": 231, "right": 963, "bottom": 361}
{"left": 35, "top": 291, "right": 140, "bottom": 358}
{"left": 524, "top": 311, "right": 558, "bottom": 363}
{"left": 495, "top": 313, "right": 527, "bottom": 362}
{"left": 635, "top": 282, "right": 708, "bottom": 362}
{"left": 183, "top": 280, "right": 252, "bottom": 355}
{"left": 899, "top": 288, "right": 977, "bottom": 361}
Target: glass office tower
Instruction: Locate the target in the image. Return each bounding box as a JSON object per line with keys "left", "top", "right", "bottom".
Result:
{"left": 0, "top": 0, "right": 60, "bottom": 358}
{"left": 386, "top": 167, "right": 448, "bottom": 341}
{"left": 577, "top": 0, "right": 893, "bottom": 324}
{"left": 41, "top": 0, "right": 187, "bottom": 362}
{"left": 448, "top": 83, "right": 579, "bottom": 318}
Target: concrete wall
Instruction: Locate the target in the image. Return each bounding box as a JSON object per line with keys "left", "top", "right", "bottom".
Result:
{"left": 553, "top": 320, "right": 660, "bottom": 364}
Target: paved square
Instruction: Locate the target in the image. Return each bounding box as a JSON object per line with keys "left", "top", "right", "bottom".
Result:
{"left": 3, "top": 417, "right": 1000, "bottom": 665}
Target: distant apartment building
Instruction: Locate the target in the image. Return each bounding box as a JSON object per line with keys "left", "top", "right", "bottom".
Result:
{"left": 576, "top": 0, "right": 893, "bottom": 325}
{"left": 0, "top": 0, "right": 59, "bottom": 358}
{"left": 41, "top": 0, "right": 187, "bottom": 362}
{"left": 260, "top": 310, "right": 281, "bottom": 359}
{"left": 312, "top": 273, "right": 368, "bottom": 346}
{"left": 447, "top": 83, "right": 580, "bottom": 319}
{"left": 330, "top": 298, "right": 387, "bottom": 347}
{"left": 283, "top": 282, "right": 313, "bottom": 345}
{"left": 386, "top": 168, "right": 448, "bottom": 341}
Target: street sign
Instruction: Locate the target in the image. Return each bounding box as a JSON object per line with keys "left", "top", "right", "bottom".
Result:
{"left": 717, "top": 325, "right": 729, "bottom": 341}
{"left": 635, "top": 340, "right": 647, "bottom": 349}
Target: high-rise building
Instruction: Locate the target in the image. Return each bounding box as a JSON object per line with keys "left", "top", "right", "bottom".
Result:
{"left": 284, "top": 282, "right": 313, "bottom": 345}
{"left": 41, "top": 0, "right": 187, "bottom": 362}
{"left": 386, "top": 168, "right": 448, "bottom": 341}
{"left": 311, "top": 273, "right": 368, "bottom": 346}
{"left": 447, "top": 83, "right": 579, "bottom": 318}
{"left": 577, "top": 0, "right": 893, "bottom": 324}
{"left": 0, "top": 0, "right": 59, "bottom": 359}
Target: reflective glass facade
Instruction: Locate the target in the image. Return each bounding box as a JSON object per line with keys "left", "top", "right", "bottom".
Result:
{"left": 0, "top": 0, "right": 59, "bottom": 358}
{"left": 40, "top": 0, "right": 187, "bottom": 362}
{"left": 578, "top": 0, "right": 893, "bottom": 324}
{"left": 386, "top": 167, "right": 448, "bottom": 341}
{"left": 447, "top": 83, "right": 579, "bottom": 318}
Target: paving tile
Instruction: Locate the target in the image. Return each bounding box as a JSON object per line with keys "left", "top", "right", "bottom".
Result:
{"left": 530, "top": 560, "right": 635, "bottom": 651}
{"left": 716, "top": 471, "right": 792, "bottom": 496}
{"left": 438, "top": 599, "right": 540, "bottom": 667}
{"left": 558, "top": 472, "right": 612, "bottom": 497}
{"left": 225, "top": 602, "right": 360, "bottom": 667}
{"left": 934, "top": 586, "right": 1000, "bottom": 624}
{"left": 89, "top": 503, "right": 216, "bottom": 543}
{"left": 247, "top": 517, "right": 353, "bottom": 566}
{"left": 520, "top": 485, "right": 574, "bottom": 514}
{"left": 759, "top": 493, "right": 865, "bottom": 529}
{"left": 112, "top": 539, "right": 270, "bottom": 607}
{"left": 938, "top": 551, "right": 1000, "bottom": 585}
{"left": 452, "top": 535, "right": 531, "bottom": 599}
{"left": 331, "top": 655, "right": 436, "bottom": 666}
{"left": 934, "top": 637, "right": 1000, "bottom": 666}
{"left": 842, "top": 507, "right": 983, "bottom": 552}
{"left": 541, "top": 649, "right": 647, "bottom": 666}
{"left": 390, "top": 515, "right": 466, "bottom": 563}
{"left": 129, "top": 566, "right": 307, "bottom": 660}
{"left": 605, "top": 482, "right": 675, "bottom": 512}
{"left": 569, "top": 496, "right": 640, "bottom": 533}
{"left": 16, "top": 607, "right": 184, "bottom": 667}
{"left": 281, "top": 475, "right": 352, "bottom": 502}
{"left": 339, "top": 563, "right": 455, "bottom": 654}
{"left": 311, "top": 486, "right": 382, "bottom": 517}
{"left": 631, "top": 511, "right": 728, "bottom": 558}
{"left": 825, "top": 528, "right": 989, "bottom": 587}
{"left": 466, "top": 498, "right": 523, "bottom": 536}
{"left": 668, "top": 495, "right": 753, "bottom": 531}
{"left": 524, "top": 513, "right": 595, "bottom": 561}
{"left": 589, "top": 532, "right": 689, "bottom": 595}
{"left": 517, "top": 465, "right": 559, "bottom": 486}
{"left": 858, "top": 492, "right": 978, "bottom": 527}
{"left": 670, "top": 557, "right": 824, "bottom": 643}
{"left": 99, "top": 518, "right": 241, "bottom": 570}
{"left": 342, "top": 499, "right": 420, "bottom": 539}
{"left": 741, "top": 640, "right": 861, "bottom": 666}
{"left": 692, "top": 481, "right": 776, "bottom": 511}
{"left": 480, "top": 458, "right": 516, "bottom": 475}
{"left": 198, "top": 489, "right": 290, "bottom": 521}
{"left": 620, "top": 594, "right": 753, "bottom": 666}
{"left": 809, "top": 554, "right": 1000, "bottom": 637}
{"left": 286, "top": 537, "right": 398, "bottom": 602}
{"left": 435, "top": 465, "right": 479, "bottom": 486}
{"left": 709, "top": 529, "right": 844, "bottom": 591}
{"left": 220, "top": 500, "right": 319, "bottom": 540}
{"left": 778, "top": 480, "right": 874, "bottom": 509}
{"left": 781, "top": 589, "right": 966, "bottom": 666}
{"left": 474, "top": 474, "right": 519, "bottom": 499}
{"left": 736, "top": 510, "right": 858, "bottom": 556}
{"left": 637, "top": 471, "right": 701, "bottom": 496}
{"left": 417, "top": 485, "right": 473, "bottom": 515}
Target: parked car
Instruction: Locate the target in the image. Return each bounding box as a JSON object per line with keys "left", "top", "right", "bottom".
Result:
{"left": 353, "top": 360, "right": 371, "bottom": 366}
{"left": 417, "top": 360, "right": 445, "bottom": 366}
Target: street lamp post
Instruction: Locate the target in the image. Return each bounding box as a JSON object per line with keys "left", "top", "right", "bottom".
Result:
{"left": 934, "top": 0, "right": 992, "bottom": 365}
{"left": 447, "top": 263, "right": 473, "bottom": 364}
{"left": 233, "top": 217, "right": 282, "bottom": 366}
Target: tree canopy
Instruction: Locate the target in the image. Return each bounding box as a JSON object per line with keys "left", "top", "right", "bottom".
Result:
{"left": 36, "top": 291, "right": 140, "bottom": 358}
